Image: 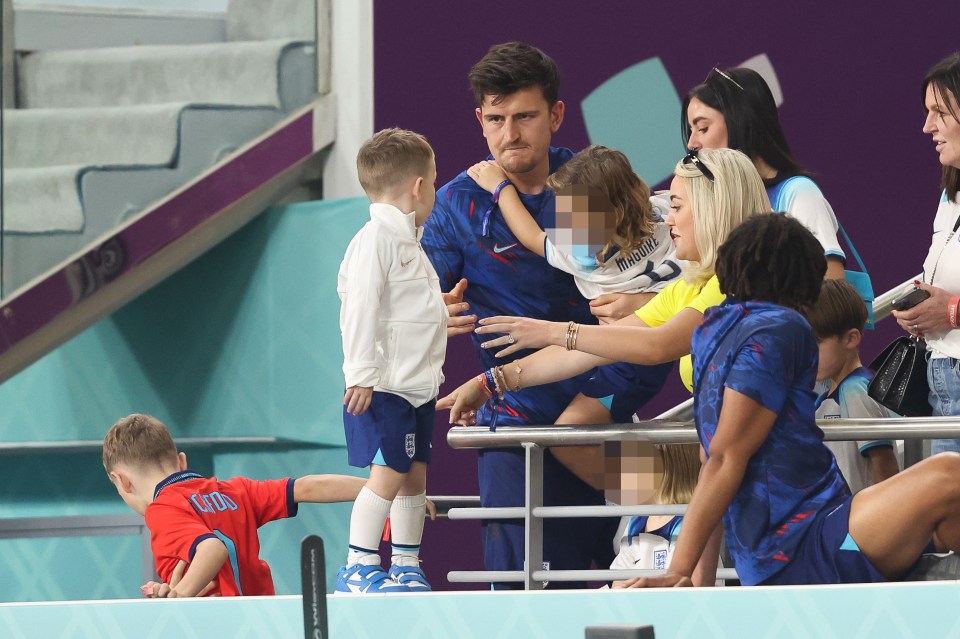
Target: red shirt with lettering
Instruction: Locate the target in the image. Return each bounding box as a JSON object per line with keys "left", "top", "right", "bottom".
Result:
{"left": 145, "top": 471, "right": 297, "bottom": 596}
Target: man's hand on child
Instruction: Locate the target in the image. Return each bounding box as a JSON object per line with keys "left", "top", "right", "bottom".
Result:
{"left": 443, "top": 278, "right": 476, "bottom": 337}
{"left": 344, "top": 386, "right": 373, "bottom": 416}
{"left": 467, "top": 160, "right": 508, "bottom": 193}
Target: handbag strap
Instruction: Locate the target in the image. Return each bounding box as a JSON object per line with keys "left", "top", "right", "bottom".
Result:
{"left": 927, "top": 211, "right": 960, "bottom": 285}
{"left": 837, "top": 221, "right": 868, "bottom": 273}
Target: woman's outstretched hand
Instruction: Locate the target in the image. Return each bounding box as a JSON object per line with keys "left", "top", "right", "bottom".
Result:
{"left": 476, "top": 316, "right": 563, "bottom": 357}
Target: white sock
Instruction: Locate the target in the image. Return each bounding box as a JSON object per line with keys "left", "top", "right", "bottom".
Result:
{"left": 347, "top": 486, "right": 392, "bottom": 567}
{"left": 390, "top": 492, "right": 427, "bottom": 567}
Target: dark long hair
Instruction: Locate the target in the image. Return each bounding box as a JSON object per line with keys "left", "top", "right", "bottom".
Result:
{"left": 681, "top": 67, "right": 806, "bottom": 180}
{"left": 923, "top": 52, "right": 960, "bottom": 202}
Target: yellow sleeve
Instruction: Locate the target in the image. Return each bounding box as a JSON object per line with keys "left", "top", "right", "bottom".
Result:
{"left": 636, "top": 276, "right": 725, "bottom": 393}
{"left": 635, "top": 279, "right": 686, "bottom": 327}
{"left": 686, "top": 276, "right": 725, "bottom": 315}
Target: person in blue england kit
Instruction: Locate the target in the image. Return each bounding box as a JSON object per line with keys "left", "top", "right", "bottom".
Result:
{"left": 420, "top": 41, "right": 618, "bottom": 588}
{"left": 626, "top": 214, "right": 960, "bottom": 588}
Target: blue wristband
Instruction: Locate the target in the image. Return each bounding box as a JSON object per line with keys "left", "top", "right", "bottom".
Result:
{"left": 492, "top": 179, "right": 513, "bottom": 203}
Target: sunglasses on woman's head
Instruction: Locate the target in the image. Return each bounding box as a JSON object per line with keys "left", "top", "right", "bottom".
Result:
{"left": 682, "top": 150, "right": 716, "bottom": 182}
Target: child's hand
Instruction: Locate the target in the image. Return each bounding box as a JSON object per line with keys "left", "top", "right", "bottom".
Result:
{"left": 437, "top": 380, "right": 484, "bottom": 424}
{"left": 142, "top": 560, "right": 218, "bottom": 598}
{"left": 344, "top": 386, "right": 373, "bottom": 416}
{"left": 467, "top": 160, "right": 508, "bottom": 194}
{"left": 425, "top": 498, "right": 438, "bottom": 520}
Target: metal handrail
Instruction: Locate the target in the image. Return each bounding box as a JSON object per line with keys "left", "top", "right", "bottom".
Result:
{"left": 447, "top": 417, "right": 960, "bottom": 449}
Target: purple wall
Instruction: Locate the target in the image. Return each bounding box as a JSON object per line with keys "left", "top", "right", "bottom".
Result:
{"left": 374, "top": 0, "right": 955, "bottom": 589}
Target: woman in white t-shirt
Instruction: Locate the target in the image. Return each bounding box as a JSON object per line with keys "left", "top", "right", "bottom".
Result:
{"left": 894, "top": 51, "right": 960, "bottom": 453}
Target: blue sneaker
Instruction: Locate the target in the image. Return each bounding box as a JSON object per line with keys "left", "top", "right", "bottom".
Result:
{"left": 335, "top": 563, "right": 408, "bottom": 593}
{"left": 389, "top": 564, "right": 431, "bottom": 591}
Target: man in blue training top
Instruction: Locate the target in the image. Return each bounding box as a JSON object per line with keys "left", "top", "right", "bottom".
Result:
{"left": 421, "top": 41, "right": 618, "bottom": 588}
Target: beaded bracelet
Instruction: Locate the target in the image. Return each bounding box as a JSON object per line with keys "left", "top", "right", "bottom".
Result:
{"left": 950, "top": 295, "right": 960, "bottom": 329}
{"left": 492, "top": 179, "right": 513, "bottom": 203}
{"left": 477, "top": 373, "right": 494, "bottom": 399}
{"left": 491, "top": 365, "right": 507, "bottom": 400}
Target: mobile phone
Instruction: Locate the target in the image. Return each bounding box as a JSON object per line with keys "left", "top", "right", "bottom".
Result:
{"left": 892, "top": 286, "right": 930, "bottom": 311}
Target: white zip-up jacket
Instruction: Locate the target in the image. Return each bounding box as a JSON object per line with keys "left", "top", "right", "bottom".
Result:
{"left": 337, "top": 202, "right": 447, "bottom": 407}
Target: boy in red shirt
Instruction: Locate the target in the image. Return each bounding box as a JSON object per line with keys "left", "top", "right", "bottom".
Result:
{"left": 103, "top": 413, "right": 366, "bottom": 597}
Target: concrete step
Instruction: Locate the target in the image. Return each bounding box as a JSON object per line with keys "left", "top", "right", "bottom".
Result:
{"left": 3, "top": 103, "right": 185, "bottom": 169}
{"left": 18, "top": 39, "right": 317, "bottom": 111}
{"left": 2, "top": 105, "right": 284, "bottom": 290}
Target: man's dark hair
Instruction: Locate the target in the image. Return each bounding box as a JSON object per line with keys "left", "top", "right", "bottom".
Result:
{"left": 468, "top": 41, "right": 559, "bottom": 107}
{"left": 715, "top": 213, "right": 825, "bottom": 309}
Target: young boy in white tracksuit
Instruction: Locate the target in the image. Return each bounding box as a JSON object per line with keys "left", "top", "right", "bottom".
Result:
{"left": 335, "top": 128, "right": 447, "bottom": 593}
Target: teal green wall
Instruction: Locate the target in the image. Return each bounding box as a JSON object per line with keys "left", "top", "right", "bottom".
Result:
{"left": 0, "top": 198, "right": 370, "bottom": 601}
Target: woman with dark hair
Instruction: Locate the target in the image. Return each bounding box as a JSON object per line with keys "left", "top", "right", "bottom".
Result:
{"left": 893, "top": 51, "right": 960, "bottom": 454}
{"left": 681, "top": 67, "right": 846, "bottom": 279}
{"left": 625, "top": 214, "right": 960, "bottom": 588}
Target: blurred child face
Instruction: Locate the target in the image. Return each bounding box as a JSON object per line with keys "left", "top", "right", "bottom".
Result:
{"left": 548, "top": 184, "right": 616, "bottom": 259}
{"left": 603, "top": 439, "right": 663, "bottom": 506}
{"left": 414, "top": 155, "right": 438, "bottom": 226}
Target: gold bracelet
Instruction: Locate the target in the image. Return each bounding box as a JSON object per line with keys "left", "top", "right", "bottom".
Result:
{"left": 513, "top": 361, "right": 522, "bottom": 392}
{"left": 566, "top": 322, "right": 580, "bottom": 351}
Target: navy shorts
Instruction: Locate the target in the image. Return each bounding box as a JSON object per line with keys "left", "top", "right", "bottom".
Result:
{"left": 579, "top": 361, "right": 672, "bottom": 423}
{"left": 761, "top": 497, "right": 933, "bottom": 585}
{"left": 343, "top": 391, "right": 434, "bottom": 473}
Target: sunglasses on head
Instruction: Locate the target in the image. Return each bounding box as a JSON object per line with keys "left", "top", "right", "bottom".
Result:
{"left": 712, "top": 67, "right": 745, "bottom": 91}
{"left": 682, "top": 150, "right": 716, "bottom": 182}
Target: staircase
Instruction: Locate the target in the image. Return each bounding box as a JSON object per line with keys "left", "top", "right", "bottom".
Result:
{"left": 0, "top": 0, "right": 336, "bottom": 381}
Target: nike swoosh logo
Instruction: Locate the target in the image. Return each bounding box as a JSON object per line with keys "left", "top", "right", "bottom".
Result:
{"left": 401, "top": 257, "right": 415, "bottom": 267}
{"left": 493, "top": 243, "right": 518, "bottom": 254}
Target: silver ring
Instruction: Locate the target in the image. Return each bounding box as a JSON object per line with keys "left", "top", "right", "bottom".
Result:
{"left": 914, "top": 324, "right": 920, "bottom": 331}
{"left": 507, "top": 335, "right": 516, "bottom": 344}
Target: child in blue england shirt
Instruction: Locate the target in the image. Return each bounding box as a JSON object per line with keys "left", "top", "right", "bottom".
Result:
{"left": 806, "top": 279, "right": 900, "bottom": 494}
{"left": 626, "top": 214, "right": 960, "bottom": 588}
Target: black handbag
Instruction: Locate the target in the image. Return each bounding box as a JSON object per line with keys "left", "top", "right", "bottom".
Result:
{"left": 867, "top": 335, "right": 932, "bottom": 417}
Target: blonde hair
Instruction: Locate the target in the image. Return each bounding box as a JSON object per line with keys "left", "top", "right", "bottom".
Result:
{"left": 356, "top": 127, "right": 434, "bottom": 199}
{"left": 673, "top": 148, "right": 770, "bottom": 287}
{"left": 546, "top": 145, "right": 655, "bottom": 264}
{"left": 102, "top": 413, "right": 179, "bottom": 473}
{"left": 654, "top": 444, "right": 700, "bottom": 505}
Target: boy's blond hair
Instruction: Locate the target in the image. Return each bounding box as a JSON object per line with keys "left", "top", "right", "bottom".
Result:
{"left": 102, "top": 413, "right": 179, "bottom": 473}
{"left": 356, "top": 127, "right": 434, "bottom": 199}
